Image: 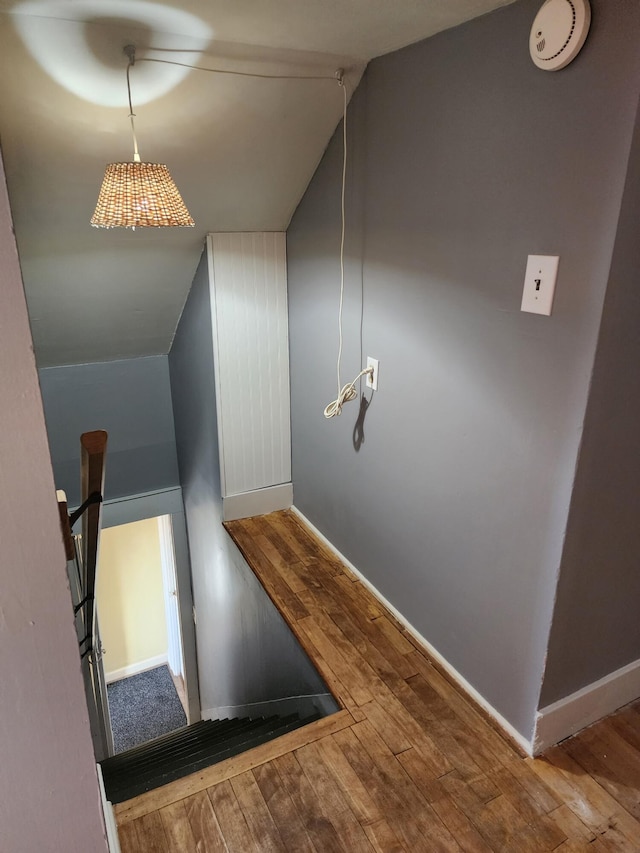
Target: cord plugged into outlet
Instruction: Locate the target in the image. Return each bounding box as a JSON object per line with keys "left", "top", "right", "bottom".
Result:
{"left": 323, "top": 79, "right": 380, "bottom": 419}
{"left": 324, "top": 365, "right": 374, "bottom": 419}
{"left": 365, "top": 357, "right": 379, "bottom": 392}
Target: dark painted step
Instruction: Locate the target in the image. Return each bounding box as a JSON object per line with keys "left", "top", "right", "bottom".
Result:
{"left": 103, "top": 716, "right": 294, "bottom": 781}
{"left": 101, "top": 712, "right": 321, "bottom": 804}
{"left": 105, "top": 714, "right": 308, "bottom": 802}
{"left": 103, "top": 717, "right": 254, "bottom": 772}
{"left": 102, "top": 716, "right": 276, "bottom": 783}
{"left": 103, "top": 718, "right": 221, "bottom": 766}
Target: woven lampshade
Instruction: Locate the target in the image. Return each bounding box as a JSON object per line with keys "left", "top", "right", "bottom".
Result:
{"left": 91, "top": 161, "right": 194, "bottom": 228}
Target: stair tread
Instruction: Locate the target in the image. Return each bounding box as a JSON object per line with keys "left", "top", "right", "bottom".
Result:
{"left": 102, "top": 712, "right": 321, "bottom": 804}
{"left": 102, "top": 715, "right": 300, "bottom": 783}
{"left": 108, "top": 716, "right": 317, "bottom": 803}
{"left": 102, "top": 716, "right": 286, "bottom": 775}
{"left": 101, "top": 717, "right": 265, "bottom": 771}
{"left": 103, "top": 718, "right": 222, "bottom": 764}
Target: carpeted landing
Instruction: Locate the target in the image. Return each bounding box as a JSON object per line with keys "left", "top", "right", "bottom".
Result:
{"left": 107, "top": 664, "right": 186, "bottom": 754}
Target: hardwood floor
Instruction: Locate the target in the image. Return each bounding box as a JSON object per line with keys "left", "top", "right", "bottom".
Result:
{"left": 116, "top": 510, "right": 640, "bottom": 851}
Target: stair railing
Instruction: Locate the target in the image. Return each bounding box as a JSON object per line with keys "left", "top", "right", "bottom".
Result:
{"left": 58, "top": 429, "right": 112, "bottom": 760}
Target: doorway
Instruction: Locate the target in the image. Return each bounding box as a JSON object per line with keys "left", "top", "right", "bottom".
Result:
{"left": 97, "top": 515, "right": 192, "bottom": 753}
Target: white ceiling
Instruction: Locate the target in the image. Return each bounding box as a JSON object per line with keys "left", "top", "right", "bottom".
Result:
{"left": 0, "top": 0, "right": 515, "bottom": 367}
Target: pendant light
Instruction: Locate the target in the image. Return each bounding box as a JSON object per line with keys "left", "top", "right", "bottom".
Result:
{"left": 91, "top": 45, "right": 194, "bottom": 229}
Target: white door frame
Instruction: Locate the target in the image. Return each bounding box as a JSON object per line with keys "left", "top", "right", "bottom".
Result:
{"left": 101, "top": 488, "right": 201, "bottom": 725}
{"left": 158, "top": 514, "right": 184, "bottom": 682}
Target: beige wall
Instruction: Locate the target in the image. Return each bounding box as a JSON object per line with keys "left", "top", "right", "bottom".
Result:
{"left": 98, "top": 517, "right": 168, "bottom": 678}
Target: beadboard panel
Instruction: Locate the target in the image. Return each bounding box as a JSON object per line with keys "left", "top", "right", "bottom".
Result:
{"left": 208, "top": 233, "right": 291, "bottom": 497}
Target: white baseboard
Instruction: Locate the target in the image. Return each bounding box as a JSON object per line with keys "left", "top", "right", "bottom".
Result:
{"left": 202, "top": 692, "right": 335, "bottom": 722}
{"left": 291, "top": 507, "right": 533, "bottom": 756}
{"left": 105, "top": 653, "right": 168, "bottom": 684}
{"left": 223, "top": 483, "right": 293, "bottom": 522}
{"left": 534, "top": 658, "right": 640, "bottom": 754}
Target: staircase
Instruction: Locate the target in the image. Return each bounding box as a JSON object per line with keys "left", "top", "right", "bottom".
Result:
{"left": 100, "top": 712, "right": 320, "bottom": 804}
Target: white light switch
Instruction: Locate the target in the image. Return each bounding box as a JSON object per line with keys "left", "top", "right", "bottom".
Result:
{"left": 521, "top": 255, "right": 559, "bottom": 316}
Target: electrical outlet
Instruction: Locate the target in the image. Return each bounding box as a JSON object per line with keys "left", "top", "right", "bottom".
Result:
{"left": 521, "top": 255, "right": 560, "bottom": 316}
{"left": 366, "top": 357, "right": 379, "bottom": 391}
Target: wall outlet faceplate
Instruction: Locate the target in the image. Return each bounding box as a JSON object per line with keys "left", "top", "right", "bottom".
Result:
{"left": 366, "top": 357, "right": 379, "bottom": 391}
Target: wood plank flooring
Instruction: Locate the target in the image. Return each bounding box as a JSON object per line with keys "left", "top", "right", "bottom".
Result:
{"left": 116, "top": 510, "right": 640, "bottom": 851}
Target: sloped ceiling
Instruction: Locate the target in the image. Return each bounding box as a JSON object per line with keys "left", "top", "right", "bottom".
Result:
{"left": 0, "top": 0, "right": 515, "bottom": 367}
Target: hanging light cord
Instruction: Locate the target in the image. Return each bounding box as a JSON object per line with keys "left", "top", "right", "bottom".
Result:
{"left": 323, "top": 80, "right": 373, "bottom": 419}
{"left": 123, "top": 50, "right": 367, "bottom": 410}
{"left": 125, "top": 58, "right": 141, "bottom": 162}
{"left": 139, "top": 56, "right": 339, "bottom": 82}
{"left": 125, "top": 48, "right": 343, "bottom": 160}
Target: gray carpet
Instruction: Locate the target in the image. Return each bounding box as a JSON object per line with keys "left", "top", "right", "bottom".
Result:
{"left": 107, "top": 665, "right": 187, "bottom": 754}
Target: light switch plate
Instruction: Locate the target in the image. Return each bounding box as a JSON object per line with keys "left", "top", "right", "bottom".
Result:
{"left": 521, "top": 255, "right": 559, "bottom": 316}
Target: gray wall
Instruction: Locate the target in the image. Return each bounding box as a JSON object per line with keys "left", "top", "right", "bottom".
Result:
{"left": 287, "top": 0, "right": 640, "bottom": 739}
{"left": 39, "top": 355, "right": 179, "bottom": 506}
{"left": 0, "top": 153, "right": 107, "bottom": 852}
{"left": 540, "top": 91, "right": 640, "bottom": 705}
{"left": 169, "top": 250, "right": 330, "bottom": 719}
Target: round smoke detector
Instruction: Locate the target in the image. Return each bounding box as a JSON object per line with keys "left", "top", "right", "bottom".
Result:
{"left": 530, "top": 0, "right": 591, "bottom": 71}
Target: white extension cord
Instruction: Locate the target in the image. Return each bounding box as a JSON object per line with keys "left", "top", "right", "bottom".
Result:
{"left": 323, "top": 76, "right": 373, "bottom": 419}
{"left": 323, "top": 366, "right": 374, "bottom": 419}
